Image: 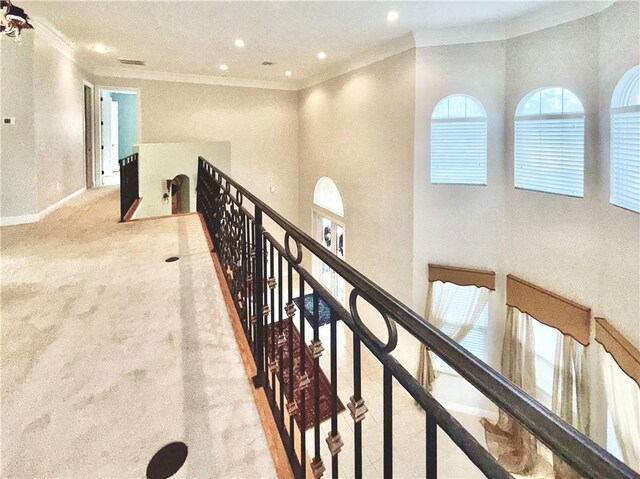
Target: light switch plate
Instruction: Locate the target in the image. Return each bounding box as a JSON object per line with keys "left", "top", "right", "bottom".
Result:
{"left": 3, "top": 117, "right": 16, "bottom": 125}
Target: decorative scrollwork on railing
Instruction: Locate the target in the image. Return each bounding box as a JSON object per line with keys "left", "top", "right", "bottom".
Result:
{"left": 349, "top": 289, "right": 398, "bottom": 354}
{"left": 284, "top": 232, "right": 303, "bottom": 264}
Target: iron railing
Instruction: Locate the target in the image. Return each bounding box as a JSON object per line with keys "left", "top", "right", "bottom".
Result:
{"left": 196, "top": 156, "right": 638, "bottom": 479}
{"left": 119, "top": 153, "right": 139, "bottom": 221}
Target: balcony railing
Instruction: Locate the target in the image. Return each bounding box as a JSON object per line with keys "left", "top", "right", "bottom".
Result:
{"left": 196, "top": 156, "right": 638, "bottom": 479}
{"left": 119, "top": 153, "right": 139, "bottom": 221}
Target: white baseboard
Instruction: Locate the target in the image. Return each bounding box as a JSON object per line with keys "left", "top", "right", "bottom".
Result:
{"left": 0, "top": 187, "right": 86, "bottom": 227}
{"left": 439, "top": 399, "right": 499, "bottom": 421}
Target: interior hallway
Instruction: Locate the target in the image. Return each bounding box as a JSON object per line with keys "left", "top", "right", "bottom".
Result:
{"left": 0, "top": 188, "right": 275, "bottom": 478}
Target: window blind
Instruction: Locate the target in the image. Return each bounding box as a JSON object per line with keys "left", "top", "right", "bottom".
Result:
{"left": 431, "top": 120, "right": 488, "bottom": 185}
{"left": 515, "top": 116, "right": 585, "bottom": 197}
{"left": 610, "top": 110, "right": 640, "bottom": 213}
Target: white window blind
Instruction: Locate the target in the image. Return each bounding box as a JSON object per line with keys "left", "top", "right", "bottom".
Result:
{"left": 610, "top": 65, "right": 640, "bottom": 213}
{"left": 432, "top": 282, "right": 489, "bottom": 374}
{"left": 515, "top": 88, "right": 585, "bottom": 197}
{"left": 431, "top": 94, "right": 487, "bottom": 185}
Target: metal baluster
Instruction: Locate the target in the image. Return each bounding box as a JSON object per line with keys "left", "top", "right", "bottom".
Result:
{"left": 426, "top": 412, "right": 437, "bottom": 479}
{"left": 353, "top": 332, "right": 363, "bottom": 479}
{"left": 311, "top": 290, "right": 323, "bottom": 478}
{"left": 299, "top": 276, "right": 307, "bottom": 479}
{"left": 253, "top": 207, "right": 265, "bottom": 387}
{"left": 384, "top": 365, "right": 393, "bottom": 478}
{"left": 269, "top": 241, "right": 276, "bottom": 388}
{"left": 329, "top": 307, "right": 340, "bottom": 477}
{"left": 288, "top": 261, "right": 295, "bottom": 454}
{"left": 278, "top": 250, "right": 285, "bottom": 422}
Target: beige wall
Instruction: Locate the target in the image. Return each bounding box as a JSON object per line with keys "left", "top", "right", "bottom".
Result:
{"left": 33, "top": 34, "right": 87, "bottom": 212}
{"left": 1, "top": 35, "right": 38, "bottom": 218}
{"left": 93, "top": 77, "right": 300, "bottom": 224}
{"left": 298, "top": 50, "right": 416, "bottom": 369}
{"left": 1, "top": 32, "right": 89, "bottom": 222}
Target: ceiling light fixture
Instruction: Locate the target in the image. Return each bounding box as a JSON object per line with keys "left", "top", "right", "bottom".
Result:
{"left": 219, "top": 64, "right": 228, "bottom": 71}
{"left": 387, "top": 10, "right": 399, "bottom": 22}
{"left": 317, "top": 51, "right": 326, "bottom": 60}
{"left": 285, "top": 71, "right": 292, "bottom": 78}
{"left": 235, "top": 38, "right": 245, "bottom": 48}
{"left": 94, "top": 44, "right": 109, "bottom": 54}
{"left": 1, "top": 0, "right": 33, "bottom": 41}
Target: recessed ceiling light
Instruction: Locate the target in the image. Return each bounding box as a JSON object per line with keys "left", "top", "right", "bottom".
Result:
{"left": 317, "top": 51, "right": 327, "bottom": 60}
{"left": 93, "top": 44, "right": 109, "bottom": 54}
{"left": 219, "top": 64, "right": 228, "bottom": 71}
{"left": 235, "top": 38, "right": 245, "bottom": 48}
{"left": 285, "top": 71, "right": 292, "bottom": 78}
{"left": 387, "top": 10, "right": 399, "bottom": 22}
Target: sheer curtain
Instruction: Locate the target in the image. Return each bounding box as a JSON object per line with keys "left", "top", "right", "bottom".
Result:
{"left": 602, "top": 346, "right": 640, "bottom": 471}
{"left": 550, "top": 333, "right": 590, "bottom": 478}
{"left": 481, "top": 306, "right": 538, "bottom": 474}
{"left": 416, "top": 280, "right": 489, "bottom": 391}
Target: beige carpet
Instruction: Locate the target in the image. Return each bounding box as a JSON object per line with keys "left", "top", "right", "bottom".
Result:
{"left": 0, "top": 187, "right": 275, "bottom": 478}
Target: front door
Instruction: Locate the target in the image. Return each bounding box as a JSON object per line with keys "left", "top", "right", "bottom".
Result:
{"left": 313, "top": 212, "right": 346, "bottom": 303}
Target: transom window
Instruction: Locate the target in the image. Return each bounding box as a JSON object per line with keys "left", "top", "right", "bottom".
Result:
{"left": 515, "top": 87, "right": 585, "bottom": 197}
{"left": 431, "top": 94, "right": 488, "bottom": 185}
{"left": 610, "top": 65, "right": 640, "bottom": 213}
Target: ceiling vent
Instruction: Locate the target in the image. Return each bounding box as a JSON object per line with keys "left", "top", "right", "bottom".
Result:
{"left": 118, "top": 59, "right": 145, "bottom": 66}
{"left": 261, "top": 61, "right": 275, "bottom": 66}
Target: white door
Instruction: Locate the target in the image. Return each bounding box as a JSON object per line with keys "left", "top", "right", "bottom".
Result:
{"left": 313, "top": 211, "right": 346, "bottom": 303}
{"left": 110, "top": 101, "right": 119, "bottom": 173}
{"left": 100, "top": 95, "right": 111, "bottom": 177}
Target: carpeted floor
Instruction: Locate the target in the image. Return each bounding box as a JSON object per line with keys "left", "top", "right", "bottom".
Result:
{"left": 0, "top": 187, "right": 275, "bottom": 478}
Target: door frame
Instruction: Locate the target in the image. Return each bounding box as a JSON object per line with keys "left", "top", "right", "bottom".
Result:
{"left": 82, "top": 80, "right": 95, "bottom": 188}
{"left": 95, "top": 85, "right": 142, "bottom": 187}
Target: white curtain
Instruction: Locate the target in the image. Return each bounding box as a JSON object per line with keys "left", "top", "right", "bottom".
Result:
{"left": 550, "top": 332, "right": 590, "bottom": 478}
{"left": 602, "top": 346, "right": 640, "bottom": 472}
{"left": 481, "top": 306, "right": 538, "bottom": 474}
{"left": 416, "top": 281, "right": 490, "bottom": 391}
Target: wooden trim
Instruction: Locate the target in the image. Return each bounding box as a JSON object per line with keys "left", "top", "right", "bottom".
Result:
{"left": 506, "top": 275, "right": 591, "bottom": 346}
{"left": 428, "top": 264, "right": 496, "bottom": 290}
{"left": 198, "top": 214, "right": 295, "bottom": 479}
{"left": 595, "top": 318, "right": 640, "bottom": 385}
{"left": 122, "top": 197, "right": 143, "bottom": 222}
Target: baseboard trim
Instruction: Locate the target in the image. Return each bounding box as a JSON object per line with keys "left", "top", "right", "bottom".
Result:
{"left": 0, "top": 187, "right": 86, "bottom": 227}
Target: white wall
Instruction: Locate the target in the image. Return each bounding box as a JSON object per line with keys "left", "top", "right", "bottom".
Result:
{"left": 93, "top": 77, "right": 300, "bottom": 224}
{"left": 1, "top": 31, "right": 89, "bottom": 223}
{"left": 133, "top": 141, "right": 231, "bottom": 218}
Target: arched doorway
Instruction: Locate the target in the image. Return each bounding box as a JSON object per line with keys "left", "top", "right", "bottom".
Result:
{"left": 170, "top": 175, "right": 190, "bottom": 214}
{"left": 312, "top": 177, "right": 345, "bottom": 303}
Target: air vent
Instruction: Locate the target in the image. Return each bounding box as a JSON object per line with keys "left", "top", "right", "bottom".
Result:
{"left": 119, "top": 59, "right": 145, "bottom": 66}
{"left": 261, "top": 61, "right": 275, "bottom": 66}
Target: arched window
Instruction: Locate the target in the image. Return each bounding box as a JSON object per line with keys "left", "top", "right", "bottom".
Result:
{"left": 515, "top": 87, "right": 585, "bottom": 197}
{"left": 431, "top": 94, "right": 487, "bottom": 185}
{"left": 313, "top": 177, "right": 344, "bottom": 216}
{"left": 610, "top": 65, "right": 640, "bottom": 213}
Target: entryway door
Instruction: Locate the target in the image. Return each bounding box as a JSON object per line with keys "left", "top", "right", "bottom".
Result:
{"left": 313, "top": 212, "right": 346, "bottom": 304}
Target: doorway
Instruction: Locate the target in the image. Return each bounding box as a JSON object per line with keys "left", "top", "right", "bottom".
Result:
{"left": 312, "top": 176, "right": 346, "bottom": 303}
{"left": 170, "top": 175, "right": 190, "bottom": 214}
{"left": 98, "top": 88, "right": 139, "bottom": 186}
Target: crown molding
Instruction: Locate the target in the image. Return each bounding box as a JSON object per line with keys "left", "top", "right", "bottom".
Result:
{"left": 505, "top": 0, "right": 615, "bottom": 39}
{"left": 31, "top": 17, "right": 80, "bottom": 64}
{"left": 92, "top": 66, "right": 299, "bottom": 91}
{"left": 414, "top": 22, "right": 506, "bottom": 48}
{"left": 299, "top": 33, "right": 416, "bottom": 90}
{"left": 414, "top": 1, "right": 616, "bottom": 48}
